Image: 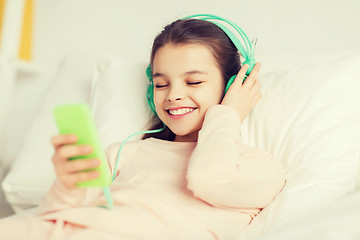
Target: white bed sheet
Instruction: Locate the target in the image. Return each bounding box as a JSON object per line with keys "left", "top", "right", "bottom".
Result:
{"left": 250, "top": 190, "right": 360, "bottom": 240}
{"left": 0, "top": 167, "right": 14, "bottom": 218}
{"left": 2, "top": 190, "right": 360, "bottom": 239}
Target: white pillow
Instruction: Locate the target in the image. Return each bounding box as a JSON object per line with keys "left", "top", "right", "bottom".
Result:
{"left": 2, "top": 52, "right": 97, "bottom": 212}
{"left": 237, "top": 52, "right": 360, "bottom": 239}
{"left": 90, "top": 54, "right": 151, "bottom": 149}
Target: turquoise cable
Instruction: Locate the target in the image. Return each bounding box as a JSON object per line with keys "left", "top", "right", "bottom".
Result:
{"left": 101, "top": 186, "right": 114, "bottom": 209}
{"left": 98, "top": 123, "right": 166, "bottom": 210}
{"left": 112, "top": 123, "right": 166, "bottom": 181}
{"left": 99, "top": 123, "right": 166, "bottom": 210}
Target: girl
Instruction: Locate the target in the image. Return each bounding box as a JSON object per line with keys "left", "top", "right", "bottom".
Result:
{"left": 0, "top": 18, "right": 286, "bottom": 240}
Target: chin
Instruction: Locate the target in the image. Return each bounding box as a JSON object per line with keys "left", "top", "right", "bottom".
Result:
{"left": 170, "top": 128, "right": 191, "bottom": 136}
{"left": 170, "top": 127, "right": 199, "bottom": 139}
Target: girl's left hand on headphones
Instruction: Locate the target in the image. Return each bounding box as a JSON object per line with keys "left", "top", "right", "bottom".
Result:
{"left": 221, "top": 62, "right": 262, "bottom": 122}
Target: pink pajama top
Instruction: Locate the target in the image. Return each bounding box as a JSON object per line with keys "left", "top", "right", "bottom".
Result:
{"left": 37, "top": 105, "right": 286, "bottom": 239}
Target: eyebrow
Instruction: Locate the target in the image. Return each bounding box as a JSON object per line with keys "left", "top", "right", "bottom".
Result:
{"left": 153, "top": 70, "right": 208, "bottom": 78}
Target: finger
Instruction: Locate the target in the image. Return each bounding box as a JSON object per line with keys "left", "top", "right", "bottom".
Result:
{"left": 248, "top": 62, "right": 262, "bottom": 78}
{"left": 250, "top": 79, "right": 261, "bottom": 93}
{"left": 57, "top": 144, "right": 93, "bottom": 160}
{"left": 72, "top": 171, "right": 99, "bottom": 184}
{"left": 64, "top": 159, "right": 100, "bottom": 173}
{"left": 233, "top": 64, "right": 249, "bottom": 86}
{"left": 51, "top": 134, "right": 78, "bottom": 149}
{"left": 243, "top": 62, "right": 262, "bottom": 88}
{"left": 252, "top": 91, "right": 263, "bottom": 105}
{"left": 59, "top": 170, "right": 99, "bottom": 189}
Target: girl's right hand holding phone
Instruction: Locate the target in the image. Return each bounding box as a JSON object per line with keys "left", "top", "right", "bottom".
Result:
{"left": 51, "top": 134, "right": 100, "bottom": 190}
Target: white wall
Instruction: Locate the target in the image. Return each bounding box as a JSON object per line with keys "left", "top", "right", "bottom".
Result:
{"left": 1, "top": 0, "right": 359, "bottom": 167}
{"left": 33, "top": 0, "right": 360, "bottom": 71}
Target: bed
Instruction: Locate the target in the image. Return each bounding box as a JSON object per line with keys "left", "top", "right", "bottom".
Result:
{"left": 1, "top": 0, "right": 360, "bottom": 238}
{"left": 0, "top": 50, "right": 359, "bottom": 239}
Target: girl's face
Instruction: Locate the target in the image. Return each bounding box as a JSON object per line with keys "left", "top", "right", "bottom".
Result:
{"left": 152, "top": 43, "right": 224, "bottom": 142}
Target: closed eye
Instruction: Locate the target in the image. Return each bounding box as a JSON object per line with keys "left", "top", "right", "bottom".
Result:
{"left": 187, "top": 82, "right": 202, "bottom": 85}
{"left": 155, "top": 84, "right": 168, "bottom": 88}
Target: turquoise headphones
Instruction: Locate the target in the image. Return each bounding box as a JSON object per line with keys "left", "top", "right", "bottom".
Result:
{"left": 146, "top": 14, "right": 257, "bottom": 115}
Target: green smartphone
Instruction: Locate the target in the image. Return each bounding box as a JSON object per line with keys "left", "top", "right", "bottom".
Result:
{"left": 53, "top": 103, "right": 112, "bottom": 188}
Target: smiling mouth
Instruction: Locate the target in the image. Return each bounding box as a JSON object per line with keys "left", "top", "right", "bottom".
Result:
{"left": 167, "top": 107, "right": 197, "bottom": 116}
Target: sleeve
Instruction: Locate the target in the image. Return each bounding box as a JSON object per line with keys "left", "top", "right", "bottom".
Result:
{"left": 186, "top": 105, "right": 286, "bottom": 209}
{"left": 37, "top": 143, "right": 119, "bottom": 216}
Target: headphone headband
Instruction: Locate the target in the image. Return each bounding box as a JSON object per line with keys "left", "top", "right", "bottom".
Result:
{"left": 183, "top": 14, "right": 256, "bottom": 61}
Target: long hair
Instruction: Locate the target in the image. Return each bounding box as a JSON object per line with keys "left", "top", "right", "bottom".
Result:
{"left": 142, "top": 19, "right": 241, "bottom": 141}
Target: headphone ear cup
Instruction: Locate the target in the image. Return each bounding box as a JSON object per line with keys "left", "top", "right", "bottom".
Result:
{"left": 243, "top": 59, "right": 256, "bottom": 76}
{"left": 146, "top": 65, "right": 152, "bottom": 81}
{"left": 225, "top": 63, "right": 254, "bottom": 94}
{"left": 145, "top": 65, "right": 157, "bottom": 115}
{"left": 146, "top": 82, "right": 157, "bottom": 115}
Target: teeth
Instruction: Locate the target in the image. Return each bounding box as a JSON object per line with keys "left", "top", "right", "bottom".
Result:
{"left": 169, "top": 108, "right": 195, "bottom": 116}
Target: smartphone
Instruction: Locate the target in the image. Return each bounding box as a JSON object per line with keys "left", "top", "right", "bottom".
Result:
{"left": 53, "top": 103, "right": 112, "bottom": 188}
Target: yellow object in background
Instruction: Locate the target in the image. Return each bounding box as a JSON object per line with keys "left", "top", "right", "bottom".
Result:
{"left": 19, "top": 0, "right": 33, "bottom": 61}
{"left": 0, "top": 0, "right": 6, "bottom": 52}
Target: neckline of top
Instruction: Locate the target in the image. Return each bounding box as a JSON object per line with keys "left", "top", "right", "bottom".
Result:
{"left": 144, "top": 137, "right": 197, "bottom": 149}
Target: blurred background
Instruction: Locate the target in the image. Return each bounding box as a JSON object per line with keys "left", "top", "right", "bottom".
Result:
{"left": 0, "top": 0, "right": 359, "bottom": 217}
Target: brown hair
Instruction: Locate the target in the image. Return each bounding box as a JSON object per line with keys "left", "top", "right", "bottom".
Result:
{"left": 142, "top": 18, "right": 241, "bottom": 141}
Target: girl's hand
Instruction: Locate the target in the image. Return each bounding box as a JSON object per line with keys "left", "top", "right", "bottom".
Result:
{"left": 51, "top": 134, "right": 100, "bottom": 190}
{"left": 221, "top": 62, "right": 262, "bottom": 122}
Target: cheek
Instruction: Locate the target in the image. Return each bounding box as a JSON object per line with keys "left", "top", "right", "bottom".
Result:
{"left": 200, "top": 86, "right": 224, "bottom": 106}
{"left": 153, "top": 91, "right": 166, "bottom": 112}
{"left": 153, "top": 94, "right": 161, "bottom": 110}
{"left": 195, "top": 93, "right": 221, "bottom": 113}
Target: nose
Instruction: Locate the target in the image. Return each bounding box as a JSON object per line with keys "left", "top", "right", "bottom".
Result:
{"left": 167, "top": 86, "right": 184, "bottom": 102}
